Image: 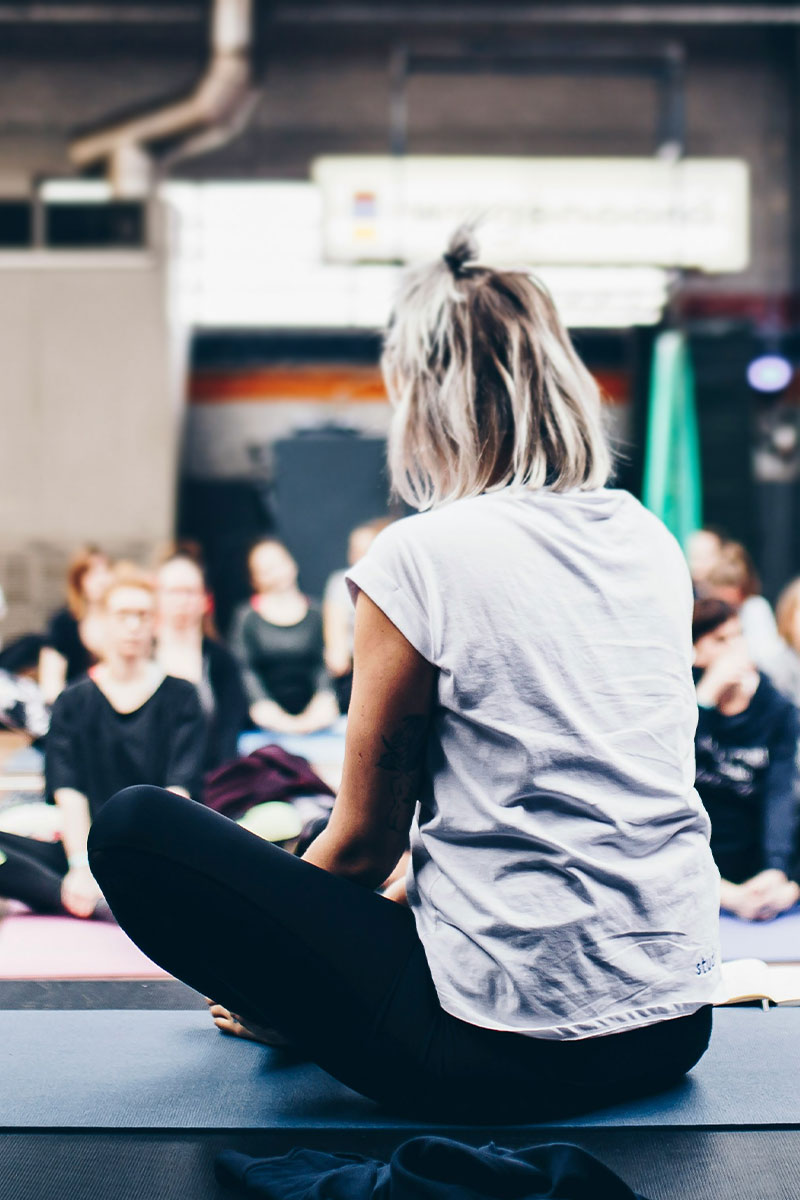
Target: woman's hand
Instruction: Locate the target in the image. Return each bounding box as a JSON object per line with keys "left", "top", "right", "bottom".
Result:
{"left": 250, "top": 699, "right": 300, "bottom": 734}
{"left": 721, "top": 870, "right": 800, "bottom": 921}
{"left": 695, "top": 644, "right": 758, "bottom": 709}
{"left": 738, "top": 869, "right": 800, "bottom": 921}
{"left": 381, "top": 876, "right": 409, "bottom": 905}
{"left": 61, "top": 865, "right": 102, "bottom": 919}
{"left": 293, "top": 691, "right": 340, "bottom": 734}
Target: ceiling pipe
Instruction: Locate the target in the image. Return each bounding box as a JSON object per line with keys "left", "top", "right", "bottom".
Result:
{"left": 68, "top": 0, "right": 258, "bottom": 197}
{"left": 271, "top": 5, "right": 800, "bottom": 27}
{"left": 0, "top": 5, "right": 201, "bottom": 22}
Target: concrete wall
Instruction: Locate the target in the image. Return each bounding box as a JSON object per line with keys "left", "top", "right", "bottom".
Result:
{"left": 0, "top": 23, "right": 796, "bottom": 630}
{"left": 0, "top": 250, "right": 182, "bottom": 638}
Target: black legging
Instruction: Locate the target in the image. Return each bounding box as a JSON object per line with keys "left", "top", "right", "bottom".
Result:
{"left": 0, "top": 830, "right": 70, "bottom": 914}
{"left": 0, "top": 829, "right": 113, "bottom": 919}
{"left": 88, "top": 786, "right": 713, "bottom": 1123}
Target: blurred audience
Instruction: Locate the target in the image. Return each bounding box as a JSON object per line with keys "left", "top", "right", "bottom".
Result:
{"left": 769, "top": 578, "right": 800, "bottom": 708}
{"left": 39, "top": 546, "right": 112, "bottom": 704}
{"left": 0, "top": 563, "right": 205, "bottom": 918}
{"left": 323, "top": 517, "right": 394, "bottom": 713}
{"left": 155, "top": 549, "right": 248, "bottom": 771}
{"left": 692, "top": 596, "right": 800, "bottom": 921}
{"left": 0, "top": 634, "right": 49, "bottom": 742}
{"left": 230, "top": 539, "right": 338, "bottom": 735}
{"left": 685, "top": 527, "right": 725, "bottom": 593}
{"left": 699, "top": 539, "right": 784, "bottom": 674}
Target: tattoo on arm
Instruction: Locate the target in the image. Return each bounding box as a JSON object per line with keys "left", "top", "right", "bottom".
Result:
{"left": 376, "top": 714, "right": 429, "bottom": 832}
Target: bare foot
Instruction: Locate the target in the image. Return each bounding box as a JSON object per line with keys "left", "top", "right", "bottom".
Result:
{"left": 205, "top": 998, "right": 292, "bottom": 1048}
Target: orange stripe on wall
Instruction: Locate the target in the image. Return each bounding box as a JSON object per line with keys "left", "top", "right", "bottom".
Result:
{"left": 190, "top": 366, "right": 387, "bottom": 404}
{"left": 189, "top": 365, "right": 630, "bottom": 406}
{"left": 594, "top": 370, "right": 629, "bottom": 406}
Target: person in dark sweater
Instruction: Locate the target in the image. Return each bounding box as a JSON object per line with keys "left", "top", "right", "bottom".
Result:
{"left": 692, "top": 596, "right": 800, "bottom": 921}
{"left": 0, "top": 563, "right": 206, "bottom": 919}
{"left": 155, "top": 552, "right": 249, "bottom": 770}
{"left": 229, "top": 538, "right": 338, "bottom": 735}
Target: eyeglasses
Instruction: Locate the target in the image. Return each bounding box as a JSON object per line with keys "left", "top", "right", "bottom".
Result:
{"left": 107, "top": 608, "right": 152, "bottom": 623}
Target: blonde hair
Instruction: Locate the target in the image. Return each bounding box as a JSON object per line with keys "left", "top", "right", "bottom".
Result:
{"left": 383, "top": 227, "right": 613, "bottom": 510}
{"left": 706, "top": 541, "right": 761, "bottom": 599}
{"left": 776, "top": 578, "right": 800, "bottom": 651}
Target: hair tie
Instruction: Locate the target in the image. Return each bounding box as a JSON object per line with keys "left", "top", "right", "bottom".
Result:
{"left": 443, "top": 251, "right": 463, "bottom": 277}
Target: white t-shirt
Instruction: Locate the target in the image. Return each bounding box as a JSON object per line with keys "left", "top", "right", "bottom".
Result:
{"left": 347, "top": 486, "right": 721, "bottom": 1040}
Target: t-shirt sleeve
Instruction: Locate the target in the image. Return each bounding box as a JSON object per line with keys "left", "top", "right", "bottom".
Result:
{"left": 227, "top": 604, "right": 270, "bottom": 706}
{"left": 45, "top": 688, "right": 84, "bottom": 799}
{"left": 323, "top": 569, "right": 350, "bottom": 611}
{"left": 164, "top": 682, "right": 208, "bottom": 798}
{"left": 345, "top": 520, "right": 435, "bottom": 663}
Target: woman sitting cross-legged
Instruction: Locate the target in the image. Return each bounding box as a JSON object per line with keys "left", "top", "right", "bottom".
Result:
{"left": 88, "top": 231, "right": 719, "bottom": 1122}
{"left": 229, "top": 538, "right": 339, "bottom": 736}
{"left": 0, "top": 564, "right": 206, "bottom": 919}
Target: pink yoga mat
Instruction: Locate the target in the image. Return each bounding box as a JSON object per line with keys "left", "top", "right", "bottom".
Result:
{"left": 0, "top": 914, "right": 170, "bottom": 979}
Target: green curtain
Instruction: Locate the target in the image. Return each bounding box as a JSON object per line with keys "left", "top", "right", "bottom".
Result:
{"left": 642, "top": 330, "right": 702, "bottom": 550}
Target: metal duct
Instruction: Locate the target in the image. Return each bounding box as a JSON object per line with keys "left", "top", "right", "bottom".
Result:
{"left": 68, "top": 0, "right": 258, "bottom": 196}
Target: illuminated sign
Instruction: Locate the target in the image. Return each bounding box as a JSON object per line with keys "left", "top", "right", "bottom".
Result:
{"left": 313, "top": 156, "right": 750, "bottom": 273}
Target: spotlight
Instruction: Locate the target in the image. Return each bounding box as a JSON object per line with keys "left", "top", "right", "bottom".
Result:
{"left": 747, "top": 354, "right": 793, "bottom": 393}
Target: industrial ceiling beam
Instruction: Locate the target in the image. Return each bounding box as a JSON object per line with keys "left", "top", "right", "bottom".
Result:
{"left": 271, "top": 6, "right": 800, "bottom": 28}
{"left": 6, "top": 4, "right": 800, "bottom": 28}
{"left": 0, "top": 5, "right": 202, "bottom": 23}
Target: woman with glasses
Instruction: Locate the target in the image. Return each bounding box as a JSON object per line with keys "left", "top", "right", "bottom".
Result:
{"left": 0, "top": 564, "right": 205, "bottom": 919}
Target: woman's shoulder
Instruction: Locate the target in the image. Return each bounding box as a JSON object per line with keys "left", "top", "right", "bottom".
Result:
{"left": 159, "top": 674, "right": 204, "bottom": 713}
{"left": 160, "top": 673, "right": 201, "bottom": 698}
{"left": 51, "top": 674, "right": 98, "bottom": 716}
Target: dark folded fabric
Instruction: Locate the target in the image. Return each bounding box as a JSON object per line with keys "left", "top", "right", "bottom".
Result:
{"left": 215, "top": 1136, "right": 650, "bottom": 1199}
{"left": 203, "top": 745, "right": 334, "bottom": 820}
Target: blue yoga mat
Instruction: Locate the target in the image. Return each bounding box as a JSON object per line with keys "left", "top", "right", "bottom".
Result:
{"left": 1, "top": 1007, "right": 798, "bottom": 1130}
{"left": 1, "top": 745, "right": 44, "bottom": 775}
{"left": 719, "top": 907, "right": 800, "bottom": 963}
{"left": 237, "top": 719, "right": 347, "bottom": 765}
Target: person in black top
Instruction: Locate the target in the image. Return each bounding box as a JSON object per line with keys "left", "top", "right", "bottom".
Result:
{"left": 693, "top": 596, "right": 800, "bottom": 921}
{"left": 229, "top": 538, "right": 338, "bottom": 735}
{"left": 155, "top": 551, "right": 249, "bottom": 770}
{"left": 0, "top": 563, "right": 205, "bottom": 919}
{"left": 38, "top": 545, "right": 112, "bottom": 703}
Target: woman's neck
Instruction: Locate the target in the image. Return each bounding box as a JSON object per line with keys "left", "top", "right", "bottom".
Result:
{"left": 254, "top": 587, "right": 308, "bottom": 627}
{"left": 97, "top": 654, "right": 150, "bottom": 685}
{"left": 159, "top": 624, "right": 203, "bottom": 649}
{"left": 156, "top": 627, "right": 204, "bottom": 683}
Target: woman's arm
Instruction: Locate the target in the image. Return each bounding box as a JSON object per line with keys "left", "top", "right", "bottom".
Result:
{"left": 55, "top": 786, "right": 102, "bottom": 917}
{"left": 302, "top": 591, "right": 436, "bottom": 889}
{"left": 164, "top": 684, "right": 208, "bottom": 799}
{"left": 292, "top": 687, "right": 340, "bottom": 734}
{"left": 38, "top": 646, "right": 68, "bottom": 706}
{"left": 323, "top": 597, "right": 353, "bottom": 678}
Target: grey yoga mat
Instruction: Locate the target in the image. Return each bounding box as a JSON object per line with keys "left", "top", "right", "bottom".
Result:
{"left": 0, "top": 1006, "right": 798, "bottom": 1130}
